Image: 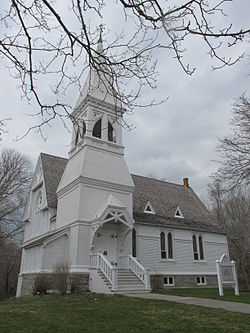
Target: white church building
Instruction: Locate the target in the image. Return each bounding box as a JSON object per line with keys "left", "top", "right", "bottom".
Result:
{"left": 17, "top": 38, "right": 229, "bottom": 296}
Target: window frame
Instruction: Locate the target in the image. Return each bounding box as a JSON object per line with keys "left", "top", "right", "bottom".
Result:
{"left": 192, "top": 234, "right": 205, "bottom": 261}
{"left": 160, "top": 230, "right": 174, "bottom": 260}
{"left": 163, "top": 276, "right": 175, "bottom": 286}
{"left": 160, "top": 231, "right": 166, "bottom": 259}
{"left": 108, "top": 121, "right": 116, "bottom": 143}
{"left": 144, "top": 201, "right": 155, "bottom": 214}
{"left": 196, "top": 276, "right": 207, "bottom": 285}
{"left": 92, "top": 118, "right": 102, "bottom": 139}
{"left": 174, "top": 206, "right": 184, "bottom": 218}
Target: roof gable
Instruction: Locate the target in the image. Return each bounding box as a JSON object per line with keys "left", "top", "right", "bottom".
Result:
{"left": 131, "top": 174, "right": 214, "bottom": 224}
{"left": 40, "top": 153, "right": 68, "bottom": 208}
{"left": 36, "top": 153, "right": 222, "bottom": 233}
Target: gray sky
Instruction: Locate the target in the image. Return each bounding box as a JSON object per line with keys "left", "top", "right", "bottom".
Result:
{"left": 0, "top": 1, "right": 249, "bottom": 203}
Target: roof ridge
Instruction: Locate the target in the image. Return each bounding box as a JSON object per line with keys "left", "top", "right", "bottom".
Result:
{"left": 131, "top": 173, "right": 187, "bottom": 188}
{"left": 40, "top": 152, "right": 68, "bottom": 161}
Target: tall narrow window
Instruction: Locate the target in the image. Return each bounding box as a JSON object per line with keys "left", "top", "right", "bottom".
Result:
{"left": 108, "top": 121, "right": 115, "bottom": 142}
{"left": 81, "top": 120, "right": 86, "bottom": 138}
{"left": 160, "top": 232, "right": 166, "bottom": 259}
{"left": 92, "top": 119, "right": 102, "bottom": 138}
{"left": 168, "top": 232, "right": 173, "bottom": 259}
{"left": 75, "top": 128, "right": 79, "bottom": 146}
{"left": 132, "top": 228, "right": 136, "bottom": 257}
{"left": 193, "top": 235, "right": 198, "bottom": 260}
{"left": 198, "top": 235, "right": 204, "bottom": 260}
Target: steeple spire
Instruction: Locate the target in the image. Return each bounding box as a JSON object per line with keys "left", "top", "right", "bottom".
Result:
{"left": 74, "top": 24, "right": 122, "bottom": 110}
{"left": 97, "top": 24, "right": 104, "bottom": 53}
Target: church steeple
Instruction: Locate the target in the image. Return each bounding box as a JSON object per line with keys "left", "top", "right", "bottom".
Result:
{"left": 74, "top": 27, "right": 122, "bottom": 110}
{"left": 56, "top": 26, "right": 134, "bottom": 232}
{"left": 70, "top": 29, "right": 124, "bottom": 154}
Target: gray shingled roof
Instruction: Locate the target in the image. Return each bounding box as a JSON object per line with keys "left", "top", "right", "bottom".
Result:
{"left": 131, "top": 175, "right": 223, "bottom": 234}
{"left": 40, "top": 153, "right": 68, "bottom": 208}
{"left": 39, "top": 153, "right": 223, "bottom": 234}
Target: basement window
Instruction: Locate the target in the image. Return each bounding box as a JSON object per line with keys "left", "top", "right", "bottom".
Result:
{"left": 164, "top": 276, "right": 175, "bottom": 286}
{"left": 197, "top": 276, "right": 206, "bottom": 285}
{"left": 144, "top": 201, "right": 155, "bottom": 214}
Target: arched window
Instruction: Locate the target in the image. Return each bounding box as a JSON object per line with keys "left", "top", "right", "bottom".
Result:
{"left": 168, "top": 232, "right": 173, "bottom": 259}
{"left": 193, "top": 235, "right": 204, "bottom": 260}
{"left": 132, "top": 228, "right": 136, "bottom": 257}
{"left": 108, "top": 121, "right": 116, "bottom": 142}
{"left": 193, "top": 235, "right": 198, "bottom": 260}
{"left": 92, "top": 119, "right": 102, "bottom": 138}
{"left": 160, "top": 232, "right": 166, "bottom": 259}
{"left": 80, "top": 120, "right": 86, "bottom": 138}
{"left": 75, "top": 128, "right": 79, "bottom": 146}
{"left": 199, "top": 235, "right": 204, "bottom": 260}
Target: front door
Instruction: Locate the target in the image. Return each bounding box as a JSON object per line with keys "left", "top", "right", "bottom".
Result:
{"left": 95, "top": 224, "right": 118, "bottom": 265}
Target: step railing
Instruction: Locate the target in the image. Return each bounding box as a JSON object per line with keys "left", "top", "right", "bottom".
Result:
{"left": 96, "top": 253, "right": 118, "bottom": 290}
{"left": 128, "top": 255, "right": 150, "bottom": 290}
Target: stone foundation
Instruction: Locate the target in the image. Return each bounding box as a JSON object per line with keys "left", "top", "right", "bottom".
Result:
{"left": 150, "top": 274, "right": 218, "bottom": 290}
{"left": 17, "top": 272, "right": 89, "bottom": 297}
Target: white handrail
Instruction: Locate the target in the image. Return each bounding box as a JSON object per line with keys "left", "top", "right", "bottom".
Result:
{"left": 128, "top": 255, "right": 150, "bottom": 289}
{"left": 97, "top": 253, "right": 118, "bottom": 290}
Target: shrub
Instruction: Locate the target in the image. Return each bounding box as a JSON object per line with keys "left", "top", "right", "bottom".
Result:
{"left": 52, "top": 263, "right": 69, "bottom": 295}
{"left": 33, "top": 274, "right": 51, "bottom": 295}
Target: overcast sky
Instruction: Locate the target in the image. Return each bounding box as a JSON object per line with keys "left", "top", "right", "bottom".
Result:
{"left": 0, "top": 1, "right": 249, "bottom": 204}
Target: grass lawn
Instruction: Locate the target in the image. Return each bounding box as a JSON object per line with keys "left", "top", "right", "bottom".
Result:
{"left": 0, "top": 294, "right": 250, "bottom": 333}
{"left": 154, "top": 288, "right": 250, "bottom": 304}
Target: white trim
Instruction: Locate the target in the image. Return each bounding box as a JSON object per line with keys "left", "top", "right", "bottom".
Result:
{"left": 196, "top": 276, "right": 207, "bottom": 285}
{"left": 57, "top": 174, "right": 134, "bottom": 198}
{"left": 144, "top": 201, "right": 155, "bottom": 214}
{"left": 174, "top": 206, "right": 184, "bottom": 219}
{"left": 163, "top": 276, "right": 175, "bottom": 286}
{"left": 159, "top": 230, "right": 175, "bottom": 260}
{"left": 32, "top": 180, "right": 43, "bottom": 192}
{"left": 69, "top": 265, "right": 90, "bottom": 273}
{"left": 159, "top": 260, "right": 176, "bottom": 264}
{"left": 43, "top": 231, "right": 69, "bottom": 247}
{"left": 192, "top": 233, "right": 205, "bottom": 261}
{"left": 193, "top": 260, "right": 207, "bottom": 264}
{"left": 135, "top": 221, "right": 226, "bottom": 235}
{"left": 149, "top": 270, "right": 217, "bottom": 275}
{"left": 73, "top": 94, "right": 125, "bottom": 116}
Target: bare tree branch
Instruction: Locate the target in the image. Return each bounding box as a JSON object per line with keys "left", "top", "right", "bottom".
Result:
{"left": 208, "top": 180, "right": 250, "bottom": 289}
{"left": 214, "top": 94, "right": 250, "bottom": 190}
{"left": 0, "top": 148, "right": 33, "bottom": 240}
{"left": 0, "top": 1, "right": 249, "bottom": 137}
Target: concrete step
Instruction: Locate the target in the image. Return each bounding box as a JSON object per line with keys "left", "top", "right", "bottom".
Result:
{"left": 113, "top": 289, "right": 150, "bottom": 294}
{"left": 98, "top": 268, "right": 147, "bottom": 293}
{"left": 118, "top": 286, "right": 145, "bottom": 290}
{"left": 118, "top": 280, "right": 144, "bottom": 285}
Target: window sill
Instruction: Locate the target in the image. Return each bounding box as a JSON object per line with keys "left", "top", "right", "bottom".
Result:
{"left": 159, "top": 259, "right": 176, "bottom": 262}
{"left": 193, "top": 260, "right": 207, "bottom": 264}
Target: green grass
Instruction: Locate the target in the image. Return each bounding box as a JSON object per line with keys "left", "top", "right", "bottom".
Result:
{"left": 154, "top": 288, "right": 250, "bottom": 304}
{"left": 0, "top": 294, "right": 250, "bottom": 333}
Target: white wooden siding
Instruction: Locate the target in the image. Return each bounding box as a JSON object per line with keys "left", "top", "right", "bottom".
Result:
{"left": 137, "top": 225, "right": 228, "bottom": 274}
{"left": 22, "top": 245, "right": 43, "bottom": 273}
{"left": 77, "top": 225, "right": 91, "bottom": 266}
{"left": 43, "top": 235, "right": 69, "bottom": 270}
